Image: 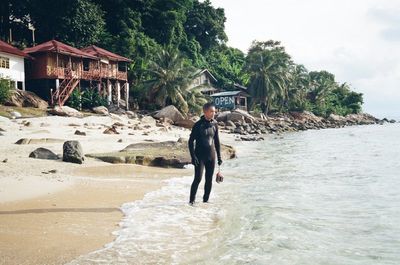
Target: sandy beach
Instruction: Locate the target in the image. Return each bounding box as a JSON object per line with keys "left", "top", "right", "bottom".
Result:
{"left": 0, "top": 113, "right": 236, "bottom": 265}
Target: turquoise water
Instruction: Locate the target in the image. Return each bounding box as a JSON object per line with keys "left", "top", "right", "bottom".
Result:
{"left": 69, "top": 123, "right": 400, "bottom": 265}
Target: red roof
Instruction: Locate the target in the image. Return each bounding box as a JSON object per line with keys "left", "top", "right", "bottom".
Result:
{"left": 23, "top": 40, "right": 98, "bottom": 59}
{"left": 81, "top": 45, "right": 131, "bottom": 62}
{"left": 0, "top": 40, "right": 29, "bottom": 58}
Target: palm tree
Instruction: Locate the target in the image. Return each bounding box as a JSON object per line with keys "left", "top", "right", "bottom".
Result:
{"left": 307, "top": 71, "right": 336, "bottom": 104}
{"left": 143, "top": 46, "right": 205, "bottom": 114}
{"left": 245, "top": 41, "right": 292, "bottom": 115}
{"left": 287, "top": 64, "right": 310, "bottom": 110}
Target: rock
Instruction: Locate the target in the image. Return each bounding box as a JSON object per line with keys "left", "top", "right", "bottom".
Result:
{"left": 226, "top": 112, "right": 245, "bottom": 122}
{"left": 215, "top": 111, "right": 231, "bottom": 122}
{"left": 118, "top": 139, "right": 123, "bottom": 143}
{"left": 139, "top": 115, "right": 157, "bottom": 126}
{"left": 87, "top": 139, "right": 236, "bottom": 168}
{"left": 126, "top": 111, "right": 137, "bottom": 119}
{"left": 103, "top": 126, "right": 119, "bottom": 134}
{"left": 29, "top": 148, "right": 59, "bottom": 160}
{"left": 42, "top": 169, "right": 57, "bottom": 174}
{"left": 174, "top": 118, "right": 196, "bottom": 129}
{"left": 328, "top": 114, "right": 346, "bottom": 123}
{"left": 48, "top": 106, "right": 83, "bottom": 118}
{"left": 112, "top": 122, "right": 125, "bottom": 127}
{"left": 226, "top": 120, "right": 236, "bottom": 128}
{"left": 232, "top": 109, "right": 256, "bottom": 123}
{"left": 240, "top": 136, "right": 265, "bottom": 141}
{"left": 74, "top": 130, "right": 86, "bottom": 136}
{"left": 15, "top": 138, "right": 64, "bottom": 145}
{"left": 92, "top": 106, "right": 109, "bottom": 116}
{"left": 62, "top": 141, "right": 84, "bottom": 164}
{"left": 5, "top": 90, "right": 48, "bottom": 109}
{"left": 2, "top": 158, "right": 8, "bottom": 163}
{"left": 389, "top": 119, "right": 396, "bottom": 123}
{"left": 153, "top": 105, "right": 185, "bottom": 123}
{"left": 0, "top": 127, "right": 5, "bottom": 132}
{"left": 10, "top": 111, "right": 22, "bottom": 119}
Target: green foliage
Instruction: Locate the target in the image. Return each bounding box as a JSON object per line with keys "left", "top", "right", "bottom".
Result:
{"left": 245, "top": 40, "right": 292, "bottom": 115}
{"left": 81, "top": 88, "right": 108, "bottom": 109}
{"left": 66, "top": 88, "right": 107, "bottom": 110}
{"left": 4, "top": 0, "right": 364, "bottom": 117}
{"left": 141, "top": 46, "right": 206, "bottom": 114}
{"left": 0, "top": 78, "right": 12, "bottom": 104}
{"left": 66, "top": 89, "right": 81, "bottom": 110}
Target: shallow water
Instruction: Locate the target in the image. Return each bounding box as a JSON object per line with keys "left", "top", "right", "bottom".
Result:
{"left": 68, "top": 123, "right": 400, "bottom": 265}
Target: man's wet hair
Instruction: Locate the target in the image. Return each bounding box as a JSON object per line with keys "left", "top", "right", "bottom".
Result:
{"left": 203, "top": 102, "right": 216, "bottom": 111}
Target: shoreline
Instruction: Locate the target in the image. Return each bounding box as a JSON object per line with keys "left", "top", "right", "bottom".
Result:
{"left": 0, "top": 164, "right": 193, "bottom": 265}
{"left": 0, "top": 112, "right": 237, "bottom": 265}
{"left": 0, "top": 107, "right": 394, "bottom": 264}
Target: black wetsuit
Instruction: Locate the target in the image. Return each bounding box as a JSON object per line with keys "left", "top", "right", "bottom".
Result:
{"left": 188, "top": 115, "right": 221, "bottom": 203}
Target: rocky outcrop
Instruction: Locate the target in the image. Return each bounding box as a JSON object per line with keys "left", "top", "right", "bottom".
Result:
{"left": 29, "top": 148, "right": 60, "bottom": 160}
{"left": 86, "top": 138, "right": 236, "bottom": 168}
{"left": 213, "top": 108, "right": 387, "bottom": 140}
{"left": 92, "top": 106, "right": 109, "bottom": 116}
{"left": 48, "top": 106, "right": 83, "bottom": 118}
{"left": 5, "top": 90, "right": 48, "bottom": 110}
{"left": 62, "top": 141, "right": 84, "bottom": 164}
{"left": 153, "top": 105, "right": 185, "bottom": 123}
{"left": 15, "top": 138, "right": 64, "bottom": 145}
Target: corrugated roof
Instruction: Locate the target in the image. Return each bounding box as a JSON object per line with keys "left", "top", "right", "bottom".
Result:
{"left": 81, "top": 45, "right": 132, "bottom": 62}
{"left": 23, "top": 40, "right": 98, "bottom": 59}
{"left": 0, "top": 40, "right": 29, "bottom": 58}
{"left": 211, "top": 90, "right": 250, "bottom": 97}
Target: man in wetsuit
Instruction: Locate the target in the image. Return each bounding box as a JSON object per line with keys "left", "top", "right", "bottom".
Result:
{"left": 188, "top": 102, "right": 222, "bottom": 205}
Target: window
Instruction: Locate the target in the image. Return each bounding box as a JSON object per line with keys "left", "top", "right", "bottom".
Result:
{"left": 17, "top": 81, "right": 23, "bottom": 90}
{"left": 0, "top": 56, "right": 10, "bottom": 69}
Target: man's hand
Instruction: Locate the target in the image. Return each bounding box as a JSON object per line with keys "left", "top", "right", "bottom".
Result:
{"left": 192, "top": 156, "right": 199, "bottom": 167}
{"left": 218, "top": 157, "right": 223, "bottom": 166}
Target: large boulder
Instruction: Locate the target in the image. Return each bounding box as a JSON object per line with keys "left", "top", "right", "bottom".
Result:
{"left": 215, "top": 111, "right": 231, "bottom": 122}
{"left": 86, "top": 139, "right": 236, "bottom": 168}
{"left": 92, "top": 106, "right": 109, "bottom": 116}
{"left": 49, "top": 106, "right": 83, "bottom": 118}
{"left": 153, "top": 105, "right": 185, "bottom": 123}
{"left": 62, "top": 141, "right": 84, "bottom": 164}
{"left": 174, "top": 116, "right": 199, "bottom": 129}
{"left": 290, "top": 111, "right": 323, "bottom": 123}
{"left": 29, "top": 148, "right": 59, "bottom": 160}
{"left": 232, "top": 109, "right": 256, "bottom": 123}
{"left": 5, "top": 90, "right": 48, "bottom": 110}
{"left": 15, "top": 138, "right": 64, "bottom": 145}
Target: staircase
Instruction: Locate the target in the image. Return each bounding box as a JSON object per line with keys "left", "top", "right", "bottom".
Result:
{"left": 51, "top": 69, "right": 80, "bottom": 106}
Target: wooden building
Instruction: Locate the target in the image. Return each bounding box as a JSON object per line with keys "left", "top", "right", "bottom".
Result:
{"left": 24, "top": 40, "right": 131, "bottom": 109}
{"left": 189, "top": 69, "right": 221, "bottom": 95}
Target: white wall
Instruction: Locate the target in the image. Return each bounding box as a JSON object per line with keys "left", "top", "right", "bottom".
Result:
{"left": 0, "top": 52, "right": 25, "bottom": 90}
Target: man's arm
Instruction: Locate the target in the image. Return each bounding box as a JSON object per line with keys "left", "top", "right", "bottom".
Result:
{"left": 214, "top": 123, "right": 222, "bottom": 165}
{"left": 188, "top": 123, "right": 198, "bottom": 164}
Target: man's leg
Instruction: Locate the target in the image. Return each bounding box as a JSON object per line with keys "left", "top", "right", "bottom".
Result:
{"left": 203, "top": 159, "right": 215, "bottom": 203}
{"left": 189, "top": 159, "right": 204, "bottom": 203}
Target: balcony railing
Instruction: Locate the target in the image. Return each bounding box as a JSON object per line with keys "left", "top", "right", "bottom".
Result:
{"left": 46, "top": 66, "right": 128, "bottom": 81}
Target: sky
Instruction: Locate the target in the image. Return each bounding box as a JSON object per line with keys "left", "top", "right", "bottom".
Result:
{"left": 210, "top": 0, "right": 400, "bottom": 118}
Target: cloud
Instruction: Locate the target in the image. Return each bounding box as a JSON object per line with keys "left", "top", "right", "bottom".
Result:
{"left": 368, "top": 6, "right": 400, "bottom": 41}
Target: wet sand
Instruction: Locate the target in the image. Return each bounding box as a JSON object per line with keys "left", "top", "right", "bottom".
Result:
{"left": 0, "top": 164, "right": 191, "bottom": 265}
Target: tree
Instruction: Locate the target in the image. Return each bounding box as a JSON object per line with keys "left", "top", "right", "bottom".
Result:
{"left": 142, "top": 46, "right": 205, "bottom": 114}
{"left": 184, "top": 0, "right": 227, "bottom": 51}
{"left": 0, "top": 78, "right": 12, "bottom": 104}
{"left": 18, "top": 0, "right": 106, "bottom": 48}
{"left": 245, "top": 40, "right": 292, "bottom": 115}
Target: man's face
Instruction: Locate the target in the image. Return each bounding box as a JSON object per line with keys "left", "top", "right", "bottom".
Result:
{"left": 203, "top": 106, "right": 216, "bottom": 120}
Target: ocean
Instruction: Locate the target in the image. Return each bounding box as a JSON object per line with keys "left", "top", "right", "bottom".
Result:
{"left": 68, "top": 123, "right": 400, "bottom": 265}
